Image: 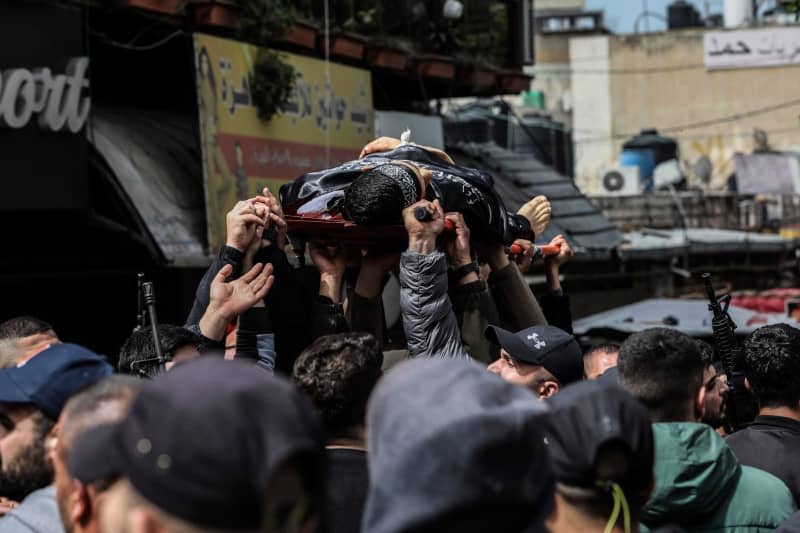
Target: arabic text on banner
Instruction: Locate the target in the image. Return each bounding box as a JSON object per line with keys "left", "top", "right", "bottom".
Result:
{"left": 704, "top": 27, "right": 800, "bottom": 70}
{"left": 193, "top": 33, "right": 374, "bottom": 251}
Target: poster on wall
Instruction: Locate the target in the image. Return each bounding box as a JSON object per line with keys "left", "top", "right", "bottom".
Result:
{"left": 193, "top": 33, "right": 374, "bottom": 251}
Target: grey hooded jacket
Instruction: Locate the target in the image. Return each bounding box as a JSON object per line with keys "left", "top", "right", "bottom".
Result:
{"left": 399, "top": 250, "right": 469, "bottom": 359}
{"left": 363, "top": 357, "right": 554, "bottom": 533}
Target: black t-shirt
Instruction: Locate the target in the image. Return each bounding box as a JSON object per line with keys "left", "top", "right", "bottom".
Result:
{"left": 727, "top": 415, "right": 800, "bottom": 506}
{"left": 324, "top": 448, "right": 369, "bottom": 533}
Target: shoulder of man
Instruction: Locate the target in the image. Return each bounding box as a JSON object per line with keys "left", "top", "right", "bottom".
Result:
{"left": 710, "top": 465, "right": 797, "bottom": 529}
{"left": 0, "top": 486, "right": 64, "bottom": 533}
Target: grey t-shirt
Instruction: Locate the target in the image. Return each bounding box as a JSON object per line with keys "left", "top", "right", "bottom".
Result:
{"left": 0, "top": 486, "right": 64, "bottom": 533}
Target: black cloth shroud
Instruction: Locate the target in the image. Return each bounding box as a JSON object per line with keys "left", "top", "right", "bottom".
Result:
{"left": 279, "top": 144, "right": 533, "bottom": 245}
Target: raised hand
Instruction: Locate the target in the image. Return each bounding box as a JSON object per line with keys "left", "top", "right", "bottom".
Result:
{"left": 402, "top": 199, "right": 445, "bottom": 255}
{"left": 544, "top": 234, "right": 573, "bottom": 269}
{"left": 210, "top": 263, "right": 274, "bottom": 321}
{"left": 252, "top": 188, "right": 288, "bottom": 249}
{"left": 511, "top": 239, "right": 535, "bottom": 274}
{"left": 443, "top": 212, "right": 472, "bottom": 268}
{"left": 226, "top": 200, "right": 267, "bottom": 252}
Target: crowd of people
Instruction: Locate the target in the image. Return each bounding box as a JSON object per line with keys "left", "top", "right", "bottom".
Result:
{"left": 1, "top": 137, "right": 800, "bottom": 533}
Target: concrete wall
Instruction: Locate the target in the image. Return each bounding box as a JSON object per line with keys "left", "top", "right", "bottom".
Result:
{"left": 570, "top": 35, "right": 614, "bottom": 193}
{"left": 535, "top": 0, "right": 585, "bottom": 11}
{"left": 570, "top": 28, "right": 800, "bottom": 194}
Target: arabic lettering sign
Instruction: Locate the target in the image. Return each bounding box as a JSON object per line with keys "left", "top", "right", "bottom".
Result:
{"left": 705, "top": 28, "right": 800, "bottom": 70}
{"left": 193, "top": 33, "right": 374, "bottom": 251}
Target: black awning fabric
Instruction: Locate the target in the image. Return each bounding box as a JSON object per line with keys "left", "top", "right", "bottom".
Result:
{"left": 90, "top": 107, "right": 211, "bottom": 267}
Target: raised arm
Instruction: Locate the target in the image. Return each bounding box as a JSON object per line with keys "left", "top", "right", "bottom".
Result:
{"left": 400, "top": 200, "right": 468, "bottom": 359}
{"left": 186, "top": 200, "right": 267, "bottom": 325}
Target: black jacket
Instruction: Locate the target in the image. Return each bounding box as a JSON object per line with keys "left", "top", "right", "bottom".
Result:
{"left": 726, "top": 415, "right": 800, "bottom": 506}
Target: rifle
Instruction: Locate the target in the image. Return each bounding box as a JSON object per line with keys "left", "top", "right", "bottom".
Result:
{"left": 129, "top": 274, "right": 166, "bottom": 377}
{"left": 702, "top": 273, "right": 756, "bottom": 431}
{"left": 133, "top": 273, "right": 145, "bottom": 332}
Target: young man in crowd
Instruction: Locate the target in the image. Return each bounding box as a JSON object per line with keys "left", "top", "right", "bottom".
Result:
{"left": 0, "top": 344, "right": 113, "bottom": 524}
{"left": 117, "top": 325, "right": 203, "bottom": 378}
{"left": 53, "top": 375, "right": 142, "bottom": 533}
{"left": 617, "top": 327, "right": 795, "bottom": 531}
{"left": 485, "top": 324, "right": 584, "bottom": 397}
{"left": 726, "top": 324, "right": 800, "bottom": 505}
{"left": 363, "top": 357, "right": 554, "bottom": 533}
{"left": 583, "top": 343, "right": 619, "bottom": 380}
{"left": 544, "top": 380, "right": 655, "bottom": 532}
{"left": 0, "top": 316, "right": 60, "bottom": 369}
{"left": 697, "top": 340, "right": 729, "bottom": 433}
{"left": 292, "top": 332, "right": 383, "bottom": 533}
{"left": 70, "top": 358, "right": 323, "bottom": 533}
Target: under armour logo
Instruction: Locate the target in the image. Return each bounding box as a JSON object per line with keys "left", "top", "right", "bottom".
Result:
{"left": 527, "top": 333, "right": 546, "bottom": 350}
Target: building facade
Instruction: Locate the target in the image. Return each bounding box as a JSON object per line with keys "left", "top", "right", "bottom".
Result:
{"left": 570, "top": 27, "right": 800, "bottom": 194}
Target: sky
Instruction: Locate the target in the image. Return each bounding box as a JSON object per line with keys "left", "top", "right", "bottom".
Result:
{"left": 585, "top": 0, "right": 721, "bottom": 34}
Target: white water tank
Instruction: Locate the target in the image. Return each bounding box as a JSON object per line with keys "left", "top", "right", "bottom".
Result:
{"left": 724, "top": 0, "right": 753, "bottom": 27}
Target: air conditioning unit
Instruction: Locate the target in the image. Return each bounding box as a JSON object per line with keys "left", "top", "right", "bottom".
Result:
{"left": 597, "top": 166, "right": 640, "bottom": 196}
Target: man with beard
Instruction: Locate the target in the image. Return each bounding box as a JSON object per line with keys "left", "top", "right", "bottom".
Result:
{"left": 0, "top": 344, "right": 112, "bottom": 530}
{"left": 697, "top": 340, "right": 730, "bottom": 433}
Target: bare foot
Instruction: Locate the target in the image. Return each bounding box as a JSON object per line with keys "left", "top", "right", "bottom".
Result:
{"left": 517, "top": 196, "right": 551, "bottom": 236}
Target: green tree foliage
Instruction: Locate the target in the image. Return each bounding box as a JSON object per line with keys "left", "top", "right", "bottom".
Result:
{"left": 238, "top": 0, "right": 302, "bottom": 121}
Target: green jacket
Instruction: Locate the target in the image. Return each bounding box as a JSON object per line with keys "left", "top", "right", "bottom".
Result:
{"left": 642, "top": 423, "right": 796, "bottom": 532}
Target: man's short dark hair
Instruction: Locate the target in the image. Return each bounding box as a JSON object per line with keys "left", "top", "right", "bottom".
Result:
{"left": 744, "top": 324, "right": 800, "bottom": 409}
{"left": 618, "top": 328, "right": 704, "bottom": 422}
{"left": 292, "top": 333, "right": 383, "bottom": 439}
{"left": 695, "top": 339, "right": 716, "bottom": 367}
{"left": 343, "top": 168, "right": 409, "bottom": 226}
{"left": 60, "top": 375, "right": 142, "bottom": 453}
{"left": 584, "top": 343, "right": 620, "bottom": 358}
{"left": 118, "top": 325, "right": 202, "bottom": 378}
{"left": 0, "top": 316, "right": 54, "bottom": 340}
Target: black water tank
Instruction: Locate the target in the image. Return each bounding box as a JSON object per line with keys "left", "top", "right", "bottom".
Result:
{"left": 622, "top": 129, "right": 678, "bottom": 167}
{"left": 668, "top": 0, "right": 703, "bottom": 29}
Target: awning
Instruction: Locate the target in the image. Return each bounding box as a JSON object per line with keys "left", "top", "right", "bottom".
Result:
{"left": 89, "top": 107, "right": 211, "bottom": 267}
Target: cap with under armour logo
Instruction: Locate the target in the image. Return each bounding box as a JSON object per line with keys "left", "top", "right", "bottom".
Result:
{"left": 485, "top": 325, "right": 583, "bottom": 385}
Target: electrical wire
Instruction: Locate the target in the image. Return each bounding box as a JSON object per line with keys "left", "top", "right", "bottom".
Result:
{"left": 88, "top": 28, "right": 184, "bottom": 51}
{"left": 571, "top": 96, "right": 800, "bottom": 144}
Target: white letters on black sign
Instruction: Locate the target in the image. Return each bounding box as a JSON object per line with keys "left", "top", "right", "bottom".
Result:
{"left": 0, "top": 57, "right": 90, "bottom": 133}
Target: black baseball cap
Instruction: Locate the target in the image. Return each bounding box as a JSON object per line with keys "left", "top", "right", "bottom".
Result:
{"left": 485, "top": 325, "right": 583, "bottom": 385}
{"left": 543, "top": 380, "right": 653, "bottom": 494}
{"left": 0, "top": 343, "right": 113, "bottom": 419}
{"left": 68, "top": 357, "right": 323, "bottom": 531}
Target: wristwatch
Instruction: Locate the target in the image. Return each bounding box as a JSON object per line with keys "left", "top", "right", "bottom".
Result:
{"left": 450, "top": 261, "right": 480, "bottom": 282}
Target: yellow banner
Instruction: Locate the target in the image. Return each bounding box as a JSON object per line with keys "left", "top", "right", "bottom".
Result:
{"left": 193, "top": 33, "right": 374, "bottom": 250}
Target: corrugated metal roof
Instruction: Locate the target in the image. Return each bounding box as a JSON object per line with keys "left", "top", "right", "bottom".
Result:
{"left": 620, "top": 228, "right": 792, "bottom": 260}
{"left": 449, "top": 142, "right": 623, "bottom": 259}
